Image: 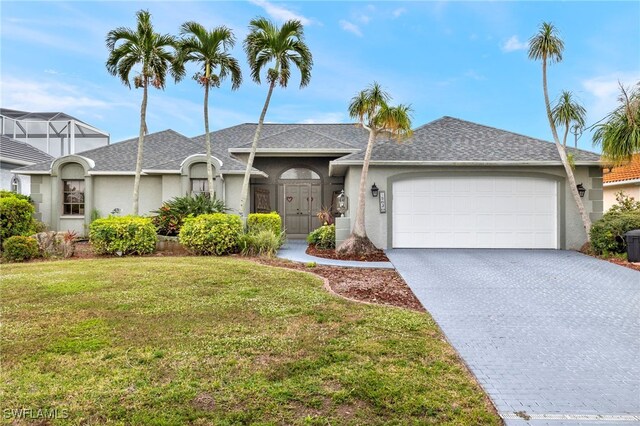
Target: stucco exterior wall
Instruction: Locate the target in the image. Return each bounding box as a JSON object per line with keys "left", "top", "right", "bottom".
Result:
{"left": 604, "top": 184, "right": 640, "bottom": 211}
{"left": 162, "top": 175, "right": 182, "bottom": 201}
{"left": 1, "top": 162, "right": 31, "bottom": 195}
{"left": 222, "top": 175, "right": 245, "bottom": 215}
{"left": 341, "top": 165, "right": 602, "bottom": 250}
{"left": 93, "top": 175, "right": 162, "bottom": 217}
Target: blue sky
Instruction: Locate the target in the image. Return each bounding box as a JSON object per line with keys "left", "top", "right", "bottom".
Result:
{"left": 1, "top": 1, "right": 639, "bottom": 151}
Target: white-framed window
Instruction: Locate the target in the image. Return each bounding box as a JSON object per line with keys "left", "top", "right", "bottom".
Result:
{"left": 191, "top": 178, "right": 210, "bottom": 197}
{"left": 10, "top": 175, "right": 20, "bottom": 193}
{"left": 63, "top": 179, "right": 85, "bottom": 215}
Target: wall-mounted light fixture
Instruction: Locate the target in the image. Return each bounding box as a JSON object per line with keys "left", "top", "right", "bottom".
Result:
{"left": 576, "top": 183, "right": 586, "bottom": 198}
{"left": 371, "top": 183, "right": 379, "bottom": 197}
{"left": 336, "top": 190, "right": 348, "bottom": 217}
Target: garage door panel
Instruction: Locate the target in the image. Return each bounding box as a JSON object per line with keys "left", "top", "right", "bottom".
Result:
{"left": 392, "top": 176, "right": 557, "bottom": 249}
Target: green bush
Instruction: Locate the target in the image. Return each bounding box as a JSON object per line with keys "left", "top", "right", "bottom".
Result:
{"left": 247, "top": 212, "right": 282, "bottom": 235}
{"left": 590, "top": 211, "right": 640, "bottom": 255}
{"left": 89, "top": 216, "right": 157, "bottom": 255}
{"left": 239, "top": 229, "right": 285, "bottom": 257}
{"left": 179, "top": 213, "right": 242, "bottom": 255}
{"left": 0, "top": 190, "right": 32, "bottom": 202}
{"left": 152, "top": 194, "right": 227, "bottom": 236}
{"left": 0, "top": 195, "right": 37, "bottom": 244}
{"left": 306, "top": 224, "right": 336, "bottom": 249}
{"left": 3, "top": 236, "right": 39, "bottom": 262}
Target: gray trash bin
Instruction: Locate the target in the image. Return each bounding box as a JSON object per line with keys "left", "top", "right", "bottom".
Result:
{"left": 624, "top": 229, "right": 640, "bottom": 263}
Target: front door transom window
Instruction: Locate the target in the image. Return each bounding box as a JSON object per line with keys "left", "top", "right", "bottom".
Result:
{"left": 280, "top": 168, "right": 320, "bottom": 180}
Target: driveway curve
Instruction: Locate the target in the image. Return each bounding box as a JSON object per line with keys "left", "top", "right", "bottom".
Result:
{"left": 386, "top": 249, "right": 640, "bottom": 425}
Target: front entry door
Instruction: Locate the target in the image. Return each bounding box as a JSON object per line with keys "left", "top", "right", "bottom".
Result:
{"left": 282, "top": 183, "right": 320, "bottom": 236}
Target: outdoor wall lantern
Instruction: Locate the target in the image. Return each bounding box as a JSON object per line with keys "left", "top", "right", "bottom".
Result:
{"left": 336, "top": 190, "right": 348, "bottom": 217}
{"left": 371, "top": 183, "right": 379, "bottom": 197}
{"left": 576, "top": 183, "right": 586, "bottom": 198}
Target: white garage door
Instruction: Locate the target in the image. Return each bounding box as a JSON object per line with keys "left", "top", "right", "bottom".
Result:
{"left": 392, "top": 176, "right": 558, "bottom": 249}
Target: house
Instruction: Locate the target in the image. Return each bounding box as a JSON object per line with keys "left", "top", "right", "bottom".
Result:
{"left": 14, "top": 116, "right": 602, "bottom": 250}
{"left": 1, "top": 135, "right": 54, "bottom": 195}
{"left": 1, "top": 108, "right": 110, "bottom": 195}
{"left": 603, "top": 154, "right": 640, "bottom": 210}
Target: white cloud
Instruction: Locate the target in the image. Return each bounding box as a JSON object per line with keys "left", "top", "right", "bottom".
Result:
{"left": 299, "top": 112, "right": 346, "bottom": 124}
{"left": 501, "top": 35, "right": 528, "bottom": 53}
{"left": 582, "top": 72, "right": 640, "bottom": 125}
{"left": 358, "top": 15, "right": 371, "bottom": 24}
{"left": 464, "top": 70, "right": 486, "bottom": 81}
{"left": 392, "top": 7, "right": 407, "bottom": 18}
{"left": 249, "top": 0, "right": 312, "bottom": 25}
{"left": 339, "top": 20, "right": 362, "bottom": 37}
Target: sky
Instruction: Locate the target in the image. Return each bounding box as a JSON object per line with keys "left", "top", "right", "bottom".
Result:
{"left": 1, "top": 1, "right": 639, "bottom": 152}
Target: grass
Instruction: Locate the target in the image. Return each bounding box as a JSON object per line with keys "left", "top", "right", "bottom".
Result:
{"left": 1, "top": 257, "right": 500, "bottom": 425}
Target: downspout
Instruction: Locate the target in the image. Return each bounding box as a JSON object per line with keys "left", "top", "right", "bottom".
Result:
{"left": 220, "top": 174, "right": 226, "bottom": 204}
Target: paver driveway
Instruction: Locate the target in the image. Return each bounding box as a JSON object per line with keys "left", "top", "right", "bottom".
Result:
{"left": 386, "top": 249, "right": 640, "bottom": 425}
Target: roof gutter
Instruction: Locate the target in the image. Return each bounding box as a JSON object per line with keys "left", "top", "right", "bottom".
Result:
{"left": 1, "top": 157, "right": 35, "bottom": 166}
{"left": 603, "top": 178, "right": 640, "bottom": 187}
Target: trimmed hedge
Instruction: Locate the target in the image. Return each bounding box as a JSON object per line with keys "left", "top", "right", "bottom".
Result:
{"left": 0, "top": 195, "right": 37, "bottom": 244}
{"left": 3, "top": 236, "right": 39, "bottom": 262}
{"left": 247, "top": 212, "right": 282, "bottom": 235}
{"left": 0, "top": 190, "right": 32, "bottom": 202}
{"left": 179, "top": 213, "right": 242, "bottom": 255}
{"left": 152, "top": 194, "right": 227, "bottom": 236}
{"left": 89, "top": 216, "right": 157, "bottom": 255}
{"left": 590, "top": 211, "right": 640, "bottom": 255}
{"left": 307, "top": 224, "right": 335, "bottom": 249}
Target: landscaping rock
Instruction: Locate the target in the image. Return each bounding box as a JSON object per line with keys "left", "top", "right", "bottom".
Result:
{"left": 32, "top": 231, "right": 76, "bottom": 258}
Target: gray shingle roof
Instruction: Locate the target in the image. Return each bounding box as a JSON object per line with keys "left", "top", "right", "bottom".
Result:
{"left": 332, "top": 116, "right": 601, "bottom": 164}
{"left": 230, "top": 127, "right": 360, "bottom": 151}
{"left": 0, "top": 135, "right": 54, "bottom": 165}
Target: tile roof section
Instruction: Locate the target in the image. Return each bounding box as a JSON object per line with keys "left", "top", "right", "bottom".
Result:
{"left": 1, "top": 135, "right": 54, "bottom": 165}
{"left": 603, "top": 154, "right": 640, "bottom": 183}
{"left": 332, "top": 116, "right": 601, "bottom": 163}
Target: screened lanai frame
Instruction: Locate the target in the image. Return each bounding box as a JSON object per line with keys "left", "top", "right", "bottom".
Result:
{"left": 0, "top": 109, "right": 110, "bottom": 157}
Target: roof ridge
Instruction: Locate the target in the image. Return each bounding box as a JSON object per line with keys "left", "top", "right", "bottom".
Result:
{"left": 295, "top": 127, "right": 359, "bottom": 148}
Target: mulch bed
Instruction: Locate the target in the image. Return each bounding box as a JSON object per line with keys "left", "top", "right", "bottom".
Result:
{"left": 254, "top": 256, "right": 424, "bottom": 312}
{"left": 600, "top": 257, "right": 640, "bottom": 272}
{"left": 305, "top": 244, "right": 389, "bottom": 262}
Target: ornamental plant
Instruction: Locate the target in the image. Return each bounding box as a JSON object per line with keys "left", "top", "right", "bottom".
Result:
{"left": 90, "top": 216, "right": 157, "bottom": 255}
{"left": 0, "top": 194, "right": 37, "bottom": 244}
{"left": 3, "top": 236, "right": 40, "bottom": 262}
{"left": 307, "top": 224, "right": 335, "bottom": 250}
{"left": 179, "top": 213, "right": 242, "bottom": 255}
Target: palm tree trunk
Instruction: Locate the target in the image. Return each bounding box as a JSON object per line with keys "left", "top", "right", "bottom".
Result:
{"left": 563, "top": 124, "right": 569, "bottom": 149}
{"left": 541, "top": 57, "right": 592, "bottom": 238}
{"left": 204, "top": 82, "right": 214, "bottom": 199}
{"left": 238, "top": 79, "right": 277, "bottom": 215}
{"left": 352, "top": 129, "right": 376, "bottom": 237}
{"left": 132, "top": 79, "right": 148, "bottom": 216}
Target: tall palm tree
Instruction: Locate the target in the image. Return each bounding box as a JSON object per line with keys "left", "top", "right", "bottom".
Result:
{"left": 178, "top": 22, "right": 242, "bottom": 197}
{"left": 528, "top": 22, "right": 591, "bottom": 237}
{"left": 239, "top": 17, "right": 313, "bottom": 215}
{"left": 552, "top": 90, "right": 586, "bottom": 149}
{"left": 106, "top": 10, "right": 183, "bottom": 215}
{"left": 593, "top": 82, "right": 640, "bottom": 166}
{"left": 336, "top": 82, "right": 412, "bottom": 256}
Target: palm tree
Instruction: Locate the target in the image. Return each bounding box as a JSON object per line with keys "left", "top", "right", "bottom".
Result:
{"left": 336, "top": 82, "right": 412, "bottom": 256}
{"left": 178, "top": 22, "right": 242, "bottom": 197}
{"left": 552, "top": 90, "right": 586, "bottom": 149}
{"left": 593, "top": 82, "right": 640, "bottom": 166}
{"left": 106, "top": 10, "right": 183, "bottom": 215}
{"left": 528, "top": 22, "right": 591, "bottom": 237}
{"left": 238, "top": 17, "right": 313, "bottom": 215}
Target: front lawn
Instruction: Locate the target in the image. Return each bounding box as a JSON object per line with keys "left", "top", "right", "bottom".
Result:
{"left": 1, "top": 258, "right": 499, "bottom": 425}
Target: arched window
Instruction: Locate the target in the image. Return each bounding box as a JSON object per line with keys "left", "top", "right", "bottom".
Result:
{"left": 280, "top": 167, "right": 320, "bottom": 180}
{"left": 10, "top": 175, "right": 20, "bottom": 193}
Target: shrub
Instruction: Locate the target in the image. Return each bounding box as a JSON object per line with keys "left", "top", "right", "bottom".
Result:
{"left": 3, "top": 236, "right": 39, "bottom": 262}
{"left": 247, "top": 212, "right": 282, "bottom": 235}
{"left": 590, "top": 211, "right": 640, "bottom": 255}
{"left": 307, "top": 224, "right": 336, "bottom": 249}
{"left": 179, "top": 213, "right": 242, "bottom": 255}
{"left": 152, "top": 194, "right": 227, "bottom": 236}
{"left": 0, "top": 195, "right": 37, "bottom": 244}
{"left": 316, "top": 206, "right": 334, "bottom": 226}
{"left": 89, "top": 216, "right": 157, "bottom": 255}
{"left": 0, "top": 190, "right": 32, "bottom": 202}
{"left": 239, "top": 229, "right": 285, "bottom": 257}
{"left": 609, "top": 191, "right": 640, "bottom": 214}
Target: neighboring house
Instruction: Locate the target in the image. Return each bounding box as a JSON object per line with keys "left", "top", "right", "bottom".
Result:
{"left": 1, "top": 108, "right": 110, "bottom": 157}
{"left": 14, "top": 116, "right": 602, "bottom": 250}
{"left": 0, "top": 135, "right": 53, "bottom": 195}
{"left": 603, "top": 154, "right": 640, "bottom": 211}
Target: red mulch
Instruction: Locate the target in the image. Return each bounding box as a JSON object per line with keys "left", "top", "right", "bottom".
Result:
{"left": 602, "top": 257, "right": 640, "bottom": 272}
{"left": 72, "top": 242, "right": 189, "bottom": 259}
{"left": 254, "top": 256, "right": 424, "bottom": 312}
{"left": 305, "top": 244, "right": 389, "bottom": 262}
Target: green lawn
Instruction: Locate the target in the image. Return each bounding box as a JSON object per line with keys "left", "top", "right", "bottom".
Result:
{"left": 1, "top": 257, "right": 499, "bottom": 425}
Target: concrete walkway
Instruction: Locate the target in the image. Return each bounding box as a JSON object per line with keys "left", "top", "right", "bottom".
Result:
{"left": 387, "top": 249, "right": 640, "bottom": 425}
{"left": 277, "top": 239, "right": 394, "bottom": 269}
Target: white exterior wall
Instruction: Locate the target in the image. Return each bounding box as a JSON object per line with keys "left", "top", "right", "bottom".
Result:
{"left": 162, "top": 175, "right": 182, "bottom": 201}
{"left": 604, "top": 183, "right": 640, "bottom": 211}
{"left": 222, "top": 175, "right": 246, "bottom": 216}
{"left": 93, "top": 175, "right": 162, "bottom": 217}
{"left": 1, "top": 162, "right": 31, "bottom": 195}
{"left": 342, "top": 165, "right": 602, "bottom": 250}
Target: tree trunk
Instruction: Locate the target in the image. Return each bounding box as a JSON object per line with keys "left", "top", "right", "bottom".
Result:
{"left": 204, "top": 81, "right": 214, "bottom": 199}
{"left": 336, "top": 128, "right": 379, "bottom": 255}
{"left": 562, "top": 123, "right": 569, "bottom": 149}
{"left": 541, "top": 57, "right": 592, "bottom": 238}
{"left": 132, "top": 79, "right": 148, "bottom": 216}
{"left": 238, "top": 79, "right": 277, "bottom": 216}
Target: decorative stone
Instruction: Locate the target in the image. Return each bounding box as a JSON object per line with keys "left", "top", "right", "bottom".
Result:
{"left": 32, "top": 231, "right": 76, "bottom": 258}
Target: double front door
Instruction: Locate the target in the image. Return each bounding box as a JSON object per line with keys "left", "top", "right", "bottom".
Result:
{"left": 281, "top": 183, "right": 320, "bottom": 236}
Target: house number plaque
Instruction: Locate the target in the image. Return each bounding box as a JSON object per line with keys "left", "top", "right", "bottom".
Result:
{"left": 379, "top": 190, "right": 386, "bottom": 213}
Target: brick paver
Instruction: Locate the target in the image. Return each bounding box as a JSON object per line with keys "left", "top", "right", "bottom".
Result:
{"left": 386, "top": 249, "right": 640, "bottom": 425}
